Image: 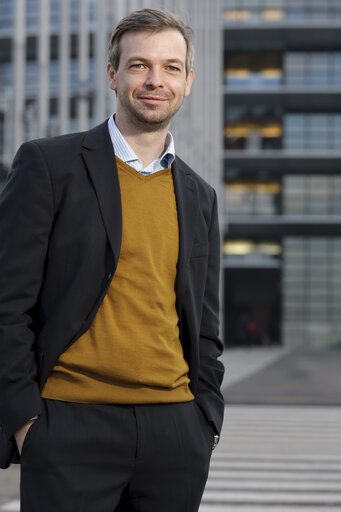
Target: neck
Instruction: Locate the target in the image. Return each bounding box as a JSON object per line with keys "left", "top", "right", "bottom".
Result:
{"left": 115, "top": 114, "right": 170, "bottom": 168}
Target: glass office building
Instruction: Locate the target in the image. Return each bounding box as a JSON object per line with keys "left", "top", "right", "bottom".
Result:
{"left": 0, "top": 0, "right": 221, "bottom": 192}
{"left": 223, "top": 0, "right": 341, "bottom": 348}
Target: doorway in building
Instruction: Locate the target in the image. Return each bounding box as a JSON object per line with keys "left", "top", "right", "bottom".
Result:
{"left": 224, "top": 268, "right": 281, "bottom": 347}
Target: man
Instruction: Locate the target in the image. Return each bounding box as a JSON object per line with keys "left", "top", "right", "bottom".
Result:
{"left": 0, "top": 8, "right": 224, "bottom": 512}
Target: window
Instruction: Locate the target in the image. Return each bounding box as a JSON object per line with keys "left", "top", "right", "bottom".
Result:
{"left": 283, "top": 175, "right": 341, "bottom": 215}
{"left": 284, "top": 52, "right": 341, "bottom": 86}
{"left": 223, "top": 0, "right": 341, "bottom": 23}
{"left": 225, "top": 51, "right": 282, "bottom": 88}
{"left": 0, "top": 0, "right": 14, "bottom": 30}
{"left": 226, "top": 181, "right": 281, "bottom": 216}
{"left": 225, "top": 105, "right": 282, "bottom": 150}
{"left": 282, "top": 237, "right": 341, "bottom": 347}
{"left": 283, "top": 114, "right": 341, "bottom": 151}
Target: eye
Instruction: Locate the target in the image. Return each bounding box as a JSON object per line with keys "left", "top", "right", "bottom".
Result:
{"left": 167, "top": 65, "right": 180, "bottom": 72}
{"left": 130, "top": 63, "right": 145, "bottom": 70}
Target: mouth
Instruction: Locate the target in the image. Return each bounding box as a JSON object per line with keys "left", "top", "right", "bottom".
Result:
{"left": 138, "top": 96, "right": 168, "bottom": 104}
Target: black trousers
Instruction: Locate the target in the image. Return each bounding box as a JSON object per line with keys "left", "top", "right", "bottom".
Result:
{"left": 20, "top": 399, "right": 214, "bottom": 512}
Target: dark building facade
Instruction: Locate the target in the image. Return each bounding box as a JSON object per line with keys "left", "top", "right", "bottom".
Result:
{"left": 223, "top": 0, "right": 341, "bottom": 348}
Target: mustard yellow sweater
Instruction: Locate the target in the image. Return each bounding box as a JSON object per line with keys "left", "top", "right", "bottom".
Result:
{"left": 41, "top": 157, "right": 193, "bottom": 404}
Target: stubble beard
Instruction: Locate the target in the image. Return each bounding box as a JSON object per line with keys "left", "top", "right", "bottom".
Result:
{"left": 118, "top": 90, "right": 185, "bottom": 133}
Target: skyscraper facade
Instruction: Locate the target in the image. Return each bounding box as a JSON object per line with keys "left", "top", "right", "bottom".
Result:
{"left": 223, "top": 0, "right": 341, "bottom": 348}
{"left": 0, "top": 0, "right": 222, "bottom": 192}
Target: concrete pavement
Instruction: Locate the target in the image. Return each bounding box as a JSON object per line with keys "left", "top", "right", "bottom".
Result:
{"left": 0, "top": 466, "right": 19, "bottom": 508}
{"left": 223, "top": 348, "right": 341, "bottom": 405}
{"left": 199, "top": 404, "right": 341, "bottom": 511}
{"left": 199, "top": 347, "right": 341, "bottom": 510}
{"left": 220, "top": 346, "right": 288, "bottom": 388}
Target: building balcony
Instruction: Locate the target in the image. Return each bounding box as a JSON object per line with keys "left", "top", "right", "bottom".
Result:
{"left": 225, "top": 214, "right": 341, "bottom": 236}
{"left": 225, "top": 86, "right": 341, "bottom": 110}
{"left": 224, "top": 150, "right": 341, "bottom": 174}
{"left": 224, "top": 22, "right": 341, "bottom": 50}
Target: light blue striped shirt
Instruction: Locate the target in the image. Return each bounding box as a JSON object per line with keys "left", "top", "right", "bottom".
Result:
{"left": 107, "top": 114, "right": 175, "bottom": 175}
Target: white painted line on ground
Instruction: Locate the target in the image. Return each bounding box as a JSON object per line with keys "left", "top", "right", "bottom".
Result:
{"left": 200, "top": 507, "right": 341, "bottom": 512}
{"left": 205, "top": 479, "right": 341, "bottom": 491}
{"left": 201, "top": 489, "right": 341, "bottom": 505}
{"left": 210, "top": 460, "right": 341, "bottom": 471}
{"left": 207, "top": 469, "right": 341, "bottom": 482}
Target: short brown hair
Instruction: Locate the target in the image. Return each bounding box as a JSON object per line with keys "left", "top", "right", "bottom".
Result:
{"left": 107, "top": 8, "right": 194, "bottom": 76}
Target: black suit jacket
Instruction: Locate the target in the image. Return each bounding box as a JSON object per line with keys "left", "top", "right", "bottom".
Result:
{"left": 0, "top": 121, "right": 224, "bottom": 469}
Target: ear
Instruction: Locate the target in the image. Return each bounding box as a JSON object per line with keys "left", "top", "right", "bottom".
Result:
{"left": 107, "top": 63, "right": 117, "bottom": 92}
{"left": 184, "top": 69, "right": 194, "bottom": 97}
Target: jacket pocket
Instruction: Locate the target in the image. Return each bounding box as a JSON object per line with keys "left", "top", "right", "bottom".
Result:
{"left": 193, "top": 401, "right": 214, "bottom": 453}
{"left": 20, "top": 416, "right": 41, "bottom": 460}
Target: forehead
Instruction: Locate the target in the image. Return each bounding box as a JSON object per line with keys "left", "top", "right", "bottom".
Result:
{"left": 119, "top": 29, "right": 187, "bottom": 63}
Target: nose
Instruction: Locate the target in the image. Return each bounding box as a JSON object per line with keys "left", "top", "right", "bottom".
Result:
{"left": 145, "top": 67, "right": 164, "bottom": 88}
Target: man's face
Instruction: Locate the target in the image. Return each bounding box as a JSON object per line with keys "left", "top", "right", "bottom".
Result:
{"left": 107, "top": 29, "right": 194, "bottom": 132}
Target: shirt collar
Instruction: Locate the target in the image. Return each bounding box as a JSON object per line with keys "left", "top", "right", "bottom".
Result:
{"left": 107, "top": 114, "right": 175, "bottom": 173}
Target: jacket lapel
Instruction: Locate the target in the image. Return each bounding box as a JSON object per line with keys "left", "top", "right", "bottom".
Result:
{"left": 79, "top": 124, "right": 199, "bottom": 298}
{"left": 172, "top": 156, "right": 199, "bottom": 311}
{"left": 80, "top": 121, "right": 122, "bottom": 271}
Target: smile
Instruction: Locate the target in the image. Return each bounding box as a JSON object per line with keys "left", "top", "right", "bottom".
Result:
{"left": 139, "top": 97, "right": 168, "bottom": 103}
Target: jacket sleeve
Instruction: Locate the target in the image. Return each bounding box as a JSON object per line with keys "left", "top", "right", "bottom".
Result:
{"left": 0, "top": 141, "right": 54, "bottom": 441}
{"left": 195, "top": 190, "right": 225, "bottom": 435}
